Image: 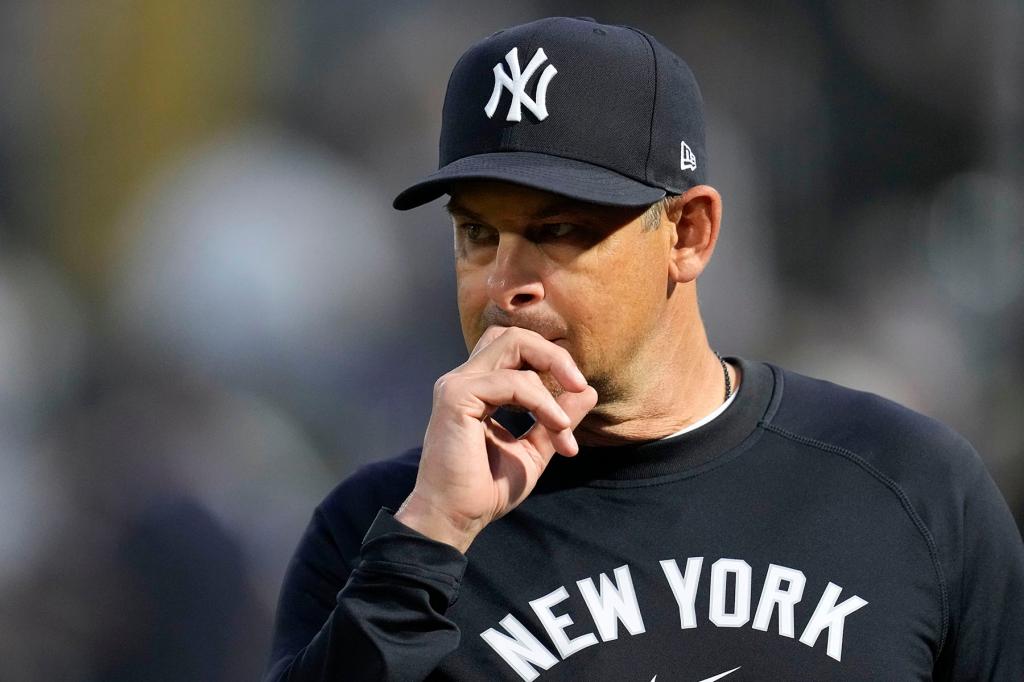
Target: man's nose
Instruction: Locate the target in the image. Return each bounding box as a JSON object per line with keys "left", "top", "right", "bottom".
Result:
{"left": 486, "top": 237, "right": 545, "bottom": 312}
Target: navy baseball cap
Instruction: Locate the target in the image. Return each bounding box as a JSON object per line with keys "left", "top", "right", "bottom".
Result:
{"left": 393, "top": 16, "right": 707, "bottom": 210}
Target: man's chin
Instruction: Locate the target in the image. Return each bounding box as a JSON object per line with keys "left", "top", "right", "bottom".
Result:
{"left": 539, "top": 370, "right": 566, "bottom": 399}
{"left": 501, "top": 371, "right": 566, "bottom": 412}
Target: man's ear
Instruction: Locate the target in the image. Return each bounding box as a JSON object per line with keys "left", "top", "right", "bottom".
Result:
{"left": 666, "top": 185, "right": 722, "bottom": 283}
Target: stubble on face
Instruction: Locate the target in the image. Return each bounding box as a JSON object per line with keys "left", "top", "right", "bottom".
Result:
{"left": 475, "top": 306, "right": 570, "bottom": 402}
{"left": 470, "top": 310, "right": 631, "bottom": 413}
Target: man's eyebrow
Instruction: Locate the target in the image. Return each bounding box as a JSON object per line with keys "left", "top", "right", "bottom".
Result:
{"left": 443, "top": 200, "right": 484, "bottom": 220}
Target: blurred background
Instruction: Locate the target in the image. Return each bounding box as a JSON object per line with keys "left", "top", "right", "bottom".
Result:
{"left": 0, "top": 0, "right": 1021, "bottom": 679}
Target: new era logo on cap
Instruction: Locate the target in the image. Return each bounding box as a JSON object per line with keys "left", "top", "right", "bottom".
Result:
{"left": 681, "top": 141, "right": 697, "bottom": 171}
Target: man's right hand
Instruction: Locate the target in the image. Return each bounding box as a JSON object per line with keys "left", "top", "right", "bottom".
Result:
{"left": 394, "top": 326, "right": 598, "bottom": 553}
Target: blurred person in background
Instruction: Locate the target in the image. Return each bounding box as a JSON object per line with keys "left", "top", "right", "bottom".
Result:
{"left": 264, "top": 17, "right": 1024, "bottom": 681}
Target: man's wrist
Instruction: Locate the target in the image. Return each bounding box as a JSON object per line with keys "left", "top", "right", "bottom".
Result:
{"left": 394, "top": 494, "right": 481, "bottom": 554}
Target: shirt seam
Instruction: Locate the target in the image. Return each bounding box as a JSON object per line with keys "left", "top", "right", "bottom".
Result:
{"left": 568, "top": 425, "right": 768, "bottom": 490}
{"left": 757, "top": 420, "right": 951, "bottom": 659}
{"left": 558, "top": 360, "right": 781, "bottom": 489}
{"left": 561, "top": 359, "right": 782, "bottom": 488}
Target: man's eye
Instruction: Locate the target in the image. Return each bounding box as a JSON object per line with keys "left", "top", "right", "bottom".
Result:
{"left": 543, "top": 223, "right": 577, "bottom": 239}
{"left": 461, "top": 224, "right": 495, "bottom": 242}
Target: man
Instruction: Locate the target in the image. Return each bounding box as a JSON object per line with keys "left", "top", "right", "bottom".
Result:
{"left": 265, "top": 17, "right": 1024, "bottom": 681}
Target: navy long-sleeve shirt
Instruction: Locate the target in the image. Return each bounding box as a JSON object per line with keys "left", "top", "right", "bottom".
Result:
{"left": 265, "top": 357, "right": 1024, "bottom": 680}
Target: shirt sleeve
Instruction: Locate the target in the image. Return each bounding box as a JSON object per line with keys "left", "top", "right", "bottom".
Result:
{"left": 263, "top": 507, "right": 468, "bottom": 682}
{"left": 938, "top": 453, "right": 1024, "bottom": 680}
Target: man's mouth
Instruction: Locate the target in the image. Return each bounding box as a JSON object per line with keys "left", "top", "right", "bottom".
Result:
{"left": 480, "top": 309, "right": 567, "bottom": 345}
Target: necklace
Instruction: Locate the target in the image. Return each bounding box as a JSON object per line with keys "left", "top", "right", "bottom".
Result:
{"left": 714, "top": 351, "right": 732, "bottom": 401}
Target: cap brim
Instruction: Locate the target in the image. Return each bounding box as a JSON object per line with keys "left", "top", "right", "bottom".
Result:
{"left": 392, "top": 152, "right": 667, "bottom": 210}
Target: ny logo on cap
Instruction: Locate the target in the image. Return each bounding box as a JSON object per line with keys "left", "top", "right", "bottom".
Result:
{"left": 484, "top": 47, "right": 558, "bottom": 122}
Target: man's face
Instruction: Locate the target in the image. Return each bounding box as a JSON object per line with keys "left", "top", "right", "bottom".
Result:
{"left": 447, "top": 181, "right": 673, "bottom": 405}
